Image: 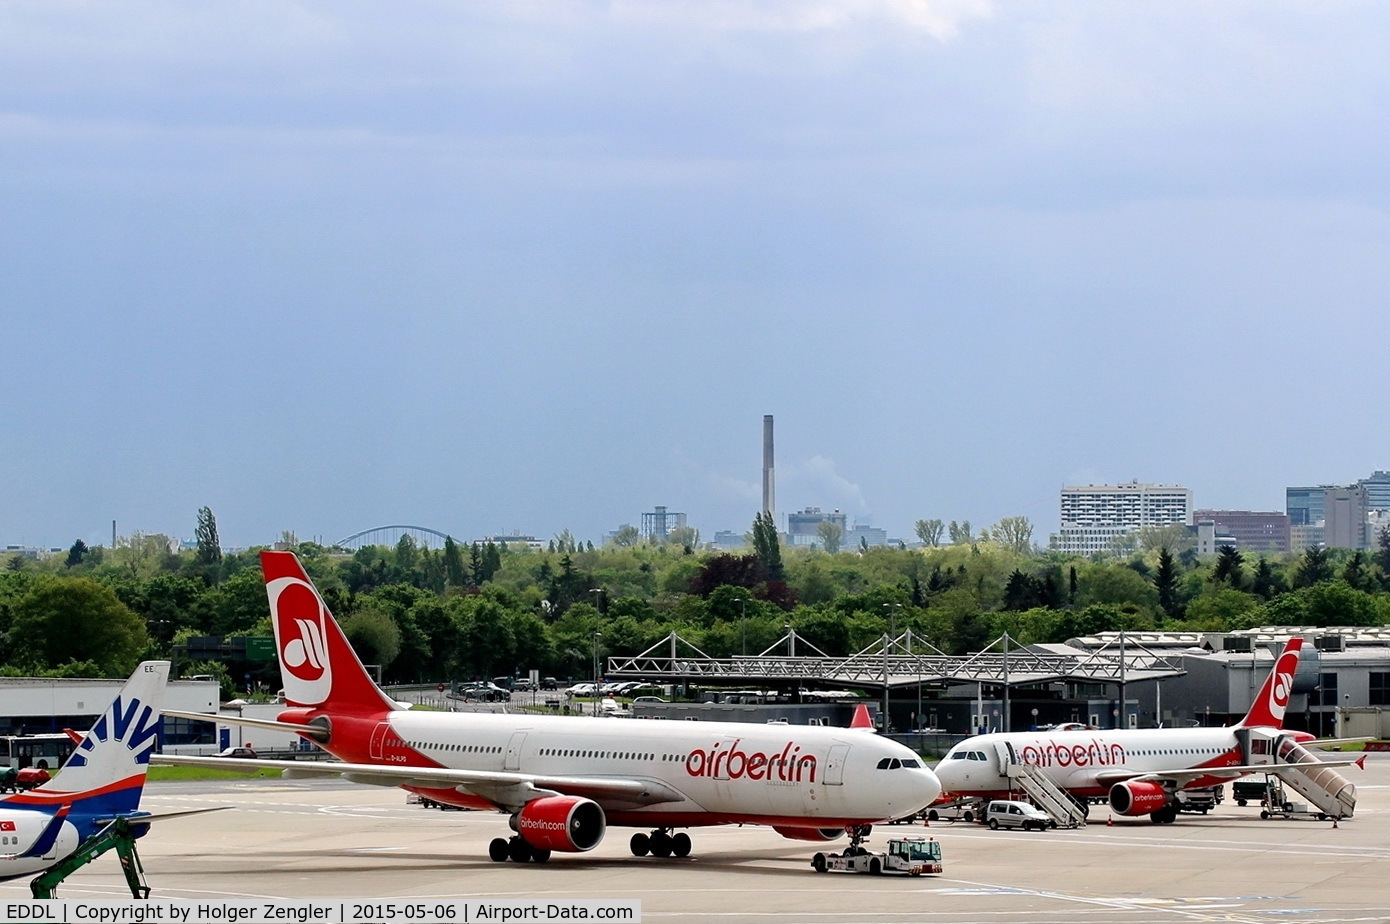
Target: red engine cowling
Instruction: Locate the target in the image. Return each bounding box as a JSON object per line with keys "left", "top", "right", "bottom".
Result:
{"left": 772, "top": 826, "right": 845, "bottom": 842}
{"left": 1109, "top": 781, "right": 1170, "bottom": 816}
{"left": 514, "top": 796, "right": 606, "bottom": 852}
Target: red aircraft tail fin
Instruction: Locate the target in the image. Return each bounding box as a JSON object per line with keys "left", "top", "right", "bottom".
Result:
{"left": 1238, "top": 637, "right": 1303, "bottom": 729}
{"left": 262, "top": 550, "right": 398, "bottom": 716}
{"left": 850, "top": 703, "right": 875, "bottom": 730}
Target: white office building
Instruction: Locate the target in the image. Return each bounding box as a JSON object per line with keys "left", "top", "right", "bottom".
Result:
{"left": 1050, "top": 481, "right": 1192, "bottom": 556}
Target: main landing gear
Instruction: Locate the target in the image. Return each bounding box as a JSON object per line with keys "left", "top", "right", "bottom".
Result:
{"left": 489, "top": 836, "right": 552, "bottom": 864}
{"left": 629, "top": 828, "right": 691, "bottom": 858}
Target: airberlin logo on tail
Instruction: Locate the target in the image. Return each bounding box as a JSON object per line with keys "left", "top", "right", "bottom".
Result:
{"left": 268, "top": 575, "right": 333, "bottom": 705}
{"left": 1267, "top": 649, "right": 1299, "bottom": 720}
{"left": 68, "top": 696, "right": 160, "bottom": 767}
{"left": 686, "top": 739, "right": 817, "bottom": 783}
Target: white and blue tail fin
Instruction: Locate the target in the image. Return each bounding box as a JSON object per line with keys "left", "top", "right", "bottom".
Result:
{"left": 4, "top": 661, "right": 169, "bottom": 817}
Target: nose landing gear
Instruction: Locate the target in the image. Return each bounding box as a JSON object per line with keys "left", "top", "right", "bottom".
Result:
{"left": 629, "top": 829, "right": 691, "bottom": 858}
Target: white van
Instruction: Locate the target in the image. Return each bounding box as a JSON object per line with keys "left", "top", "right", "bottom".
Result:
{"left": 984, "top": 800, "right": 1054, "bottom": 831}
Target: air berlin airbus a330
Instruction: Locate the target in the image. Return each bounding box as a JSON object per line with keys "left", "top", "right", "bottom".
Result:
{"left": 936, "top": 636, "right": 1365, "bottom": 823}
{"left": 160, "top": 551, "right": 941, "bottom": 864}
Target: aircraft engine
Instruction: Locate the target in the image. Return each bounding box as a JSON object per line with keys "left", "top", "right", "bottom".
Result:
{"left": 772, "top": 826, "right": 846, "bottom": 842}
{"left": 1108, "top": 780, "right": 1170, "bottom": 816}
{"left": 513, "top": 796, "right": 606, "bottom": 852}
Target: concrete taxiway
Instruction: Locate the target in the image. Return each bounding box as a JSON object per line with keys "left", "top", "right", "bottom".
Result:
{"left": 4, "top": 754, "right": 1389, "bottom": 924}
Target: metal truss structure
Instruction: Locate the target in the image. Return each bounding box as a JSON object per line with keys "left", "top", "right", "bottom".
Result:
{"left": 604, "top": 630, "right": 1185, "bottom": 692}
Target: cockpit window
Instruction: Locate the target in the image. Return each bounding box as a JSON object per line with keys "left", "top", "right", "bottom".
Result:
{"left": 877, "top": 757, "right": 891, "bottom": 769}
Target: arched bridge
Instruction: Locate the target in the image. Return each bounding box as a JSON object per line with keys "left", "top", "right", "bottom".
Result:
{"left": 335, "top": 525, "right": 455, "bottom": 551}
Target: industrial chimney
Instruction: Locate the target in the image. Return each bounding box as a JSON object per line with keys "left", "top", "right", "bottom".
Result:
{"left": 762, "top": 414, "right": 775, "bottom": 518}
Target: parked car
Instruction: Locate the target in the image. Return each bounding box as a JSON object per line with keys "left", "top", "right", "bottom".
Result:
{"left": 512, "top": 678, "right": 537, "bottom": 692}
{"left": 541, "top": 677, "right": 560, "bottom": 690}
{"left": 215, "top": 746, "right": 259, "bottom": 759}
{"left": 458, "top": 682, "right": 510, "bottom": 702}
{"left": 984, "top": 800, "right": 1054, "bottom": 831}
{"left": 565, "top": 683, "right": 596, "bottom": 697}
{"left": 632, "top": 695, "right": 667, "bottom": 704}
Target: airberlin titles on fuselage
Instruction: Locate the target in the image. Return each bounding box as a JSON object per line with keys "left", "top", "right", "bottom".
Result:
{"left": 685, "top": 739, "right": 817, "bottom": 783}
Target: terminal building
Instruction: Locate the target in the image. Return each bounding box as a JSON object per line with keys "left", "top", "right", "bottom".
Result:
{"left": 0, "top": 674, "right": 221, "bottom": 759}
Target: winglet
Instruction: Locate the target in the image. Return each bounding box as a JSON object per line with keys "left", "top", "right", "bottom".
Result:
{"left": 1357, "top": 755, "right": 1367, "bottom": 771}
{"left": 1237, "top": 637, "right": 1303, "bottom": 729}
{"left": 850, "top": 703, "right": 875, "bottom": 731}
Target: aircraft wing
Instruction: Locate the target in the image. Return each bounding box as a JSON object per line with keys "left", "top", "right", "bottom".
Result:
{"left": 149, "top": 754, "right": 690, "bottom": 813}
{"left": 1297, "top": 737, "right": 1375, "bottom": 750}
{"left": 1096, "top": 755, "right": 1368, "bottom": 789}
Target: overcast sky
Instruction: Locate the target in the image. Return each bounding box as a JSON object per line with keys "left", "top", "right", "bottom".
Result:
{"left": 4, "top": 1, "right": 1390, "bottom": 550}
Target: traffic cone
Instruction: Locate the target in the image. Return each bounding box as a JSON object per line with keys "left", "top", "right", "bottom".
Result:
{"left": 1106, "top": 815, "right": 1113, "bottom": 827}
{"left": 1332, "top": 817, "right": 1339, "bottom": 829}
{"left": 922, "top": 815, "right": 929, "bottom": 827}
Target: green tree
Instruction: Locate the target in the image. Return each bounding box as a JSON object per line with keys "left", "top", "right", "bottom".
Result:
{"left": 1251, "top": 557, "right": 1284, "bottom": 600}
{"left": 64, "top": 539, "right": 89, "bottom": 568}
{"left": 1153, "top": 547, "right": 1182, "bottom": 619}
{"left": 611, "top": 525, "right": 640, "bottom": 548}
{"left": 1343, "top": 550, "right": 1373, "bottom": 591}
{"left": 1211, "top": 545, "right": 1244, "bottom": 589}
{"left": 10, "top": 576, "right": 149, "bottom": 675}
{"left": 195, "top": 506, "right": 222, "bottom": 567}
{"left": 340, "top": 604, "right": 402, "bottom": 675}
{"left": 989, "top": 516, "right": 1034, "bottom": 555}
{"left": 751, "top": 512, "right": 784, "bottom": 582}
{"left": 948, "top": 521, "right": 973, "bottom": 545}
{"left": 914, "top": 519, "right": 944, "bottom": 547}
{"left": 1294, "top": 546, "right": 1334, "bottom": 588}
{"left": 817, "top": 521, "right": 844, "bottom": 554}
{"left": 1136, "top": 524, "right": 1196, "bottom": 554}
{"left": 443, "top": 536, "right": 467, "bottom": 589}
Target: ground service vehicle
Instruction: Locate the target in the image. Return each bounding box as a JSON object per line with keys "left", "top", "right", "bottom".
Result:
{"left": 985, "top": 800, "right": 1054, "bottom": 831}
{"left": 924, "top": 800, "right": 978, "bottom": 823}
{"left": 812, "top": 836, "right": 942, "bottom": 876}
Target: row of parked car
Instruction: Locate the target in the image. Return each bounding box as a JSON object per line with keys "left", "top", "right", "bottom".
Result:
{"left": 564, "top": 680, "right": 665, "bottom": 698}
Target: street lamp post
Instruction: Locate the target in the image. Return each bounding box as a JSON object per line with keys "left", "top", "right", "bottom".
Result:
{"left": 881, "top": 604, "right": 903, "bottom": 734}
{"left": 736, "top": 597, "right": 748, "bottom": 656}
{"left": 592, "top": 630, "right": 602, "bottom": 716}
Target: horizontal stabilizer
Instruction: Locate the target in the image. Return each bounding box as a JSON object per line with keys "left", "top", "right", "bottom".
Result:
{"left": 161, "top": 709, "right": 329, "bottom": 743}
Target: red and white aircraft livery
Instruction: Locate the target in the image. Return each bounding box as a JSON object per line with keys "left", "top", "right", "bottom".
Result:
{"left": 159, "top": 551, "right": 942, "bottom": 864}
{"left": 935, "top": 637, "right": 1364, "bottom": 823}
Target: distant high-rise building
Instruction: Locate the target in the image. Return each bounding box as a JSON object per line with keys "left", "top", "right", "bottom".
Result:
{"left": 1191, "top": 510, "right": 1290, "bottom": 553}
{"left": 787, "top": 507, "right": 848, "bottom": 547}
{"left": 1358, "top": 471, "right": 1390, "bottom": 512}
{"left": 640, "top": 506, "right": 686, "bottom": 542}
{"left": 1050, "top": 481, "right": 1192, "bottom": 556}
{"left": 1324, "top": 485, "right": 1370, "bottom": 550}
{"left": 1286, "top": 486, "right": 1328, "bottom": 527}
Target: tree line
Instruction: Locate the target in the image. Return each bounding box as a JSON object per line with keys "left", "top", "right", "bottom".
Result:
{"left": 4, "top": 510, "right": 1390, "bottom": 695}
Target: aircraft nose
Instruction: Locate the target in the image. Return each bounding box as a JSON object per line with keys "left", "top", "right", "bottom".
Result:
{"left": 933, "top": 758, "right": 962, "bottom": 794}
{"left": 915, "top": 765, "right": 943, "bottom": 807}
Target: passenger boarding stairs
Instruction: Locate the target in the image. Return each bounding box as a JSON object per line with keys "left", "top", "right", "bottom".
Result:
{"left": 1270, "top": 736, "right": 1357, "bottom": 819}
{"left": 1005, "top": 762, "right": 1087, "bottom": 828}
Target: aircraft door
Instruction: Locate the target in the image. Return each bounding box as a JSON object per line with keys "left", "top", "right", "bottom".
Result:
{"left": 823, "top": 745, "right": 850, "bottom": 786}
{"left": 369, "top": 722, "right": 391, "bottom": 760}
{"left": 504, "top": 731, "right": 528, "bottom": 771}
{"left": 995, "top": 741, "right": 1017, "bottom": 774}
